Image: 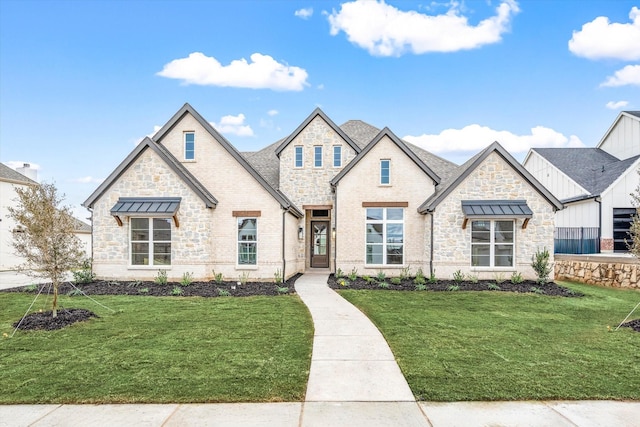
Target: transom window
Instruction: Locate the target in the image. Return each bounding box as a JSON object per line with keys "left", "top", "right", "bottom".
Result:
{"left": 184, "top": 132, "right": 195, "bottom": 160}
{"left": 365, "top": 208, "right": 403, "bottom": 265}
{"left": 380, "top": 160, "right": 390, "bottom": 185}
{"left": 314, "top": 146, "right": 323, "bottom": 167}
{"left": 238, "top": 218, "right": 257, "bottom": 265}
{"left": 333, "top": 145, "right": 342, "bottom": 167}
{"left": 471, "top": 220, "right": 514, "bottom": 267}
{"left": 130, "top": 218, "right": 172, "bottom": 266}
{"left": 294, "top": 146, "right": 303, "bottom": 168}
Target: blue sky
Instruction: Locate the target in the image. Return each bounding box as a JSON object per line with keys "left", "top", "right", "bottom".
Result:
{"left": 1, "top": 0, "right": 638, "bottom": 220}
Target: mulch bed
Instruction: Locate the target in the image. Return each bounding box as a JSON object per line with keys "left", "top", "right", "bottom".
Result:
{"left": 327, "top": 274, "right": 583, "bottom": 297}
{"left": 13, "top": 309, "right": 99, "bottom": 331}
{"left": 621, "top": 319, "right": 640, "bottom": 332}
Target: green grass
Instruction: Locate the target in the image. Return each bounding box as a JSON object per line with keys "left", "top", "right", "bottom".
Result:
{"left": 0, "top": 293, "right": 313, "bottom": 404}
{"left": 338, "top": 282, "right": 640, "bottom": 401}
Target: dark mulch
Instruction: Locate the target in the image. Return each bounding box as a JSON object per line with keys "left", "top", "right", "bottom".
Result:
{"left": 13, "top": 308, "right": 99, "bottom": 331}
{"left": 327, "top": 274, "right": 583, "bottom": 297}
{"left": 621, "top": 319, "right": 640, "bottom": 332}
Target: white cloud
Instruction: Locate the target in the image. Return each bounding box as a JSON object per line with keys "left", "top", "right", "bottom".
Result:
{"left": 404, "top": 124, "right": 584, "bottom": 154}
{"left": 134, "top": 125, "right": 162, "bottom": 145}
{"left": 600, "top": 64, "right": 640, "bottom": 87}
{"left": 210, "top": 114, "right": 254, "bottom": 137}
{"left": 267, "top": 109, "right": 279, "bottom": 116}
{"left": 295, "top": 7, "right": 313, "bottom": 19}
{"left": 157, "top": 52, "right": 309, "bottom": 91}
{"left": 606, "top": 100, "right": 629, "bottom": 110}
{"left": 568, "top": 7, "right": 640, "bottom": 61}
{"left": 327, "top": 0, "right": 520, "bottom": 56}
{"left": 3, "top": 161, "right": 40, "bottom": 170}
{"left": 70, "top": 176, "right": 104, "bottom": 184}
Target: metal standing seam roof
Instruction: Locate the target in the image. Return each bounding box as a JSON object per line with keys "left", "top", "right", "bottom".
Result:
{"left": 461, "top": 200, "right": 533, "bottom": 218}
{"left": 111, "top": 197, "right": 181, "bottom": 215}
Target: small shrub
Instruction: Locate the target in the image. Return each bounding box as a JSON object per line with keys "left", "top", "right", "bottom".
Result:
{"left": 493, "top": 272, "right": 506, "bottom": 284}
{"left": 23, "top": 284, "right": 38, "bottom": 292}
{"left": 180, "top": 272, "right": 194, "bottom": 287}
{"left": 73, "top": 258, "right": 96, "bottom": 284}
{"left": 510, "top": 271, "right": 524, "bottom": 284}
{"left": 488, "top": 283, "right": 501, "bottom": 291}
{"left": 129, "top": 280, "right": 142, "bottom": 287}
{"left": 67, "top": 288, "right": 83, "bottom": 297}
{"left": 155, "top": 270, "right": 168, "bottom": 285}
{"left": 414, "top": 276, "right": 426, "bottom": 286}
{"left": 415, "top": 267, "right": 425, "bottom": 281}
{"left": 378, "top": 281, "right": 390, "bottom": 289}
{"left": 428, "top": 270, "right": 437, "bottom": 284}
{"left": 276, "top": 286, "right": 289, "bottom": 294}
{"left": 376, "top": 271, "right": 386, "bottom": 282}
{"left": 452, "top": 270, "right": 465, "bottom": 283}
{"left": 531, "top": 247, "right": 552, "bottom": 284}
{"left": 274, "top": 269, "right": 283, "bottom": 285}
{"left": 530, "top": 286, "right": 544, "bottom": 295}
{"left": 467, "top": 274, "right": 479, "bottom": 284}
{"left": 399, "top": 265, "right": 411, "bottom": 280}
{"left": 107, "top": 281, "right": 120, "bottom": 286}
{"left": 212, "top": 270, "right": 224, "bottom": 284}
{"left": 337, "top": 278, "right": 350, "bottom": 287}
{"left": 348, "top": 268, "right": 358, "bottom": 281}
{"left": 217, "top": 288, "right": 230, "bottom": 297}
{"left": 363, "top": 275, "right": 375, "bottom": 283}
{"left": 239, "top": 271, "right": 250, "bottom": 285}
{"left": 139, "top": 287, "right": 149, "bottom": 294}
{"left": 447, "top": 284, "right": 460, "bottom": 291}
{"left": 390, "top": 277, "right": 402, "bottom": 285}
{"left": 171, "top": 286, "right": 182, "bottom": 296}
{"left": 336, "top": 268, "right": 345, "bottom": 279}
{"left": 415, "top": 283, "right": 427, "bottom": 291}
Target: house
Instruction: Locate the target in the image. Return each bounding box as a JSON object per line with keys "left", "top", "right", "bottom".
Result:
{"left": 0, "top": 163, "right": 91, "bottom": 270}
{"left": 84, "top": 103, "right": 562, "bottom": 281}
{"left": 523, "top": 111, "right": 640, "bottom": 253}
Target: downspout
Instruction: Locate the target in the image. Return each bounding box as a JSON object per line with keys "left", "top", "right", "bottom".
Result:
{"left": 88, "top": 207, "right": 94, "bottom": 276}
{"left": 429, "top": 211, "right": 434, "bottom": 278}
{"left": 333, "top": 184, "right": 338, "bottom": 273}
{"left": 282, "top": 208, "right": 287, "bottom": 279}
{"left": 595, "top": 196, "right": 602, "bottom": 253}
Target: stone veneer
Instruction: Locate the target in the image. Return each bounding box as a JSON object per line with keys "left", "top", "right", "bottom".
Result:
{"left": 431, "top": 152, "right": 556, "bottom": 280}
{"left": 555, "top": 255, "right": 640, "bottom": 289}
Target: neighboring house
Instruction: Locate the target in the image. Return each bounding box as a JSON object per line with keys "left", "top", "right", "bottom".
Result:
{"left": 0, "top": 163, "right": 92, "bottom": 270}
{"left": 84, "top": 103, "right": 562, "bottom": 281}
{"left": 523, "top": 111, "right": 640, "bottom": 253}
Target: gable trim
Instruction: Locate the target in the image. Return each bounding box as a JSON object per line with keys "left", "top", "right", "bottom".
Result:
{"left": 527, "top": 149, "right": 591, "bottom": 196}
{"left": 596, "top": 111, "right": 640, "bottom": 149}
{"left": 599, "top": 155, "right": 640, "bottom": 200}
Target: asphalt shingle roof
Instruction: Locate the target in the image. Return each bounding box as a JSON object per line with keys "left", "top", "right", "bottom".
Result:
{"left": 0, "top": 163, "right": 38, "bottom": 185}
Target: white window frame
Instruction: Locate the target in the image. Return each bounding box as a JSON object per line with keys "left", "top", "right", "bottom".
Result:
{"left": 365, "top": 208, "right": 404, "bottom": 266}
{"left": 129, "top": 217, "right": 172, "bottom": 267}
{"left": 184, "top": 132, "right": 195, "bottom": 160}
{"left": 333, "top": 145, "right": 342, "bottom": 168}
{"left": 380, "top": 159, "right": 390, "bottom": 185}
{"left": 294, "top": 146, "right": 303, "bottom": 168}
{"left": 470, "top": 219, "right": 515, "bottom": 268}
{"left": 237, "top": 217, "right": 258, "bottom": 266}
{"left": 314, "top": 146, "right": 323, "bottom": 168}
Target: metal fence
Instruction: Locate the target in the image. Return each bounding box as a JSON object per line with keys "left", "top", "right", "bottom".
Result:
{"left": 554, "top": 227, "right": 600, "bottom": 254}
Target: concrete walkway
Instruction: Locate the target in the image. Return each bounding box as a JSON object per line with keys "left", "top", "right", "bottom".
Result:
{"left": 1, "top": 271, "right": 639, "bottom": 426}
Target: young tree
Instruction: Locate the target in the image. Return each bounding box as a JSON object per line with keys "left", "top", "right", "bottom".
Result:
{"left": 628, "top": 170, "right": 640, "bottom": 258}
{"left": 7, "top": 182, "right": 85, "bottom": 317}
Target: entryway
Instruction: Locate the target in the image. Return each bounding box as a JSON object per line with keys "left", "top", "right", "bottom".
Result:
{"left": 310, "top": 220, "right": 329, "bottom": 268}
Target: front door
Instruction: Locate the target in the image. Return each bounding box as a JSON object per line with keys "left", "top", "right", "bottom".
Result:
{"left": 310, "top": 221, "right": 329, "bottom": 268}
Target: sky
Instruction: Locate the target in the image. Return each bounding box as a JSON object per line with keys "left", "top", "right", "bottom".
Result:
{"left": 1, "top": 0, "right": 639, "bottom": 221}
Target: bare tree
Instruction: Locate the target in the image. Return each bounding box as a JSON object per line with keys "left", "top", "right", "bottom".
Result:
{"left": 628, "top": 170, "right": 640, "bottom": 258}
{"left": 7, "top": 182, "right": 85, "bottom": 317}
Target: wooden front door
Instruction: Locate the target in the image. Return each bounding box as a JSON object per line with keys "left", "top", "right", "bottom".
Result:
{"left": 310, "top": 221, "right": 329, "bottom": 268}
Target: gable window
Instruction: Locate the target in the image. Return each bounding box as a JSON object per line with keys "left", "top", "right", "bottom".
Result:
{"left": 471, "top": 220, "right": 514, "bottom": 267}
{"left": 380, "top": 160, "right": 390, "bottom": 185}
{"left": 365, "top": 208, "right": 403, "bottom": 265}
{"left": 130, "top": 218, "right": 171, "bottom": 266}
{"left": 184, "top": 132, "right": 195, "bottom": 160}
{"left": 238, "top": 218, "right": 257, "bottom": 265}
{"left": 294, "top": 146, "right": 303, "bottom": 168}
{"left": 314, "top": 146, "right": 323, "bottom": 168}
{"left": 333, "top": 146, "right": 342, "bottom": 167}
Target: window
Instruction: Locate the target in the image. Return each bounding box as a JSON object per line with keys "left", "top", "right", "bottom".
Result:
{"left": 380, "top": 160, "right": 390, "bottom": 184}
{"left": 333, "top": 146, "right": 342, "bottom": 167}
{"left": 314, "top": 146, "right": 323, "bottom": 167}
{"left": 130, "top": 218, "right": 172, "bottom": 266}
{"left": 184, "top": 132, "right": 195, "bottom": 160}
{"left": 238, "top": 218, "right": 257, "bottom": 265}
{"left": 365, "top": 208, "right": 403, "bottom": 265}
{"left": 471, "top": 220, "right": 514, "bottom": 267}
{"left": 294, "top": 146, "right": 303, "bottom": 168}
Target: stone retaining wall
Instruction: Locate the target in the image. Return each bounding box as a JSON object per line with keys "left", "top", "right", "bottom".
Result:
{"left": 554, "top": 255, "right": 640, "bottom": 289}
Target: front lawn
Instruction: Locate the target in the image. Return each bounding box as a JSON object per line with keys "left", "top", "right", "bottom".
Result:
{"left": 0, "top": 293, "right": 313, "bottom": 403}
{"left": 338, "top": 281, "right": 640, "bottom": 401}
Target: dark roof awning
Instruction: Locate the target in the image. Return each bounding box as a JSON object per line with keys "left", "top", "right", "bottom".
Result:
{"left": 461, "top": 200, "right": 533, "bottom": 229}
{"left": 110, "top": 197, "right": 181, "bottom": 226}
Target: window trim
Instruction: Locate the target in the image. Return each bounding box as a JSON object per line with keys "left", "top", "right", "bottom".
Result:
{"left": 333, "top": 145, "right": 342, "bottom": 168}
{"left": 314, "top": 146, "right": 323, "bottom": 168}
{"left": 470, "top": 219, "right": 515, "bottom": 269}
{"left": 237, "top": 217, "right": 258, "bottom": 267}
{"left": 294, "top": 146, "right": 303, "bottom": 168}
{"left": 184, "top": 131, "right": 195, "bottom": 161}
{"left": 365, "top": 207, "right": 404, "bottom": 266}
{"left": 380, "top": 159, "right": 390, "bottom": 185}
{"left": 129, "top": 217, "right": 172, "bottom": 267}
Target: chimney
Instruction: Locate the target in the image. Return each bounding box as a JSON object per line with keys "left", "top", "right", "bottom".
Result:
{"left": 16, "top": 163, "right": 38, "bottom": 181}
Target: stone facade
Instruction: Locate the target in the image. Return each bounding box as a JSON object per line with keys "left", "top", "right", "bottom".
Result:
{"left": 555, "top": 255, "right": 640, "bottom": 289}
{"left": 431, "top": 152, "right": 556, "bottom": 280}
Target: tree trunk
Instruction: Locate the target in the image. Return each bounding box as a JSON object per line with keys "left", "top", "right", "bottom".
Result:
{"left": 52, "top": 280, "right": 58, "bottom": 318}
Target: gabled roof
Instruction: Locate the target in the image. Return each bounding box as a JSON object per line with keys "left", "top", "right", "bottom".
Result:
{"left": 153, "top": 103, "right": 302, "bottom": 217}
{"left": 531, "top": 148, "right": 639, "bottom": 197}
{"left": 0, "top": 163, "right": 38, "bottom": 185}
{"left": 596, "top": 110, "right": 640, "bottom": 149}
{"left": 275, "top": 108, "right": 361, "bottom": 157}
{"left": 83, "top": 137, "right": 218, "bottom": 209}
{"left": 243, "top": 139, "right": 283, "bottom": 189}
{"left": 419, "top": 142, "right": 563, "bottom": 213}
{"left": 331, "top": 127, "right": 441, "bottom": 186}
